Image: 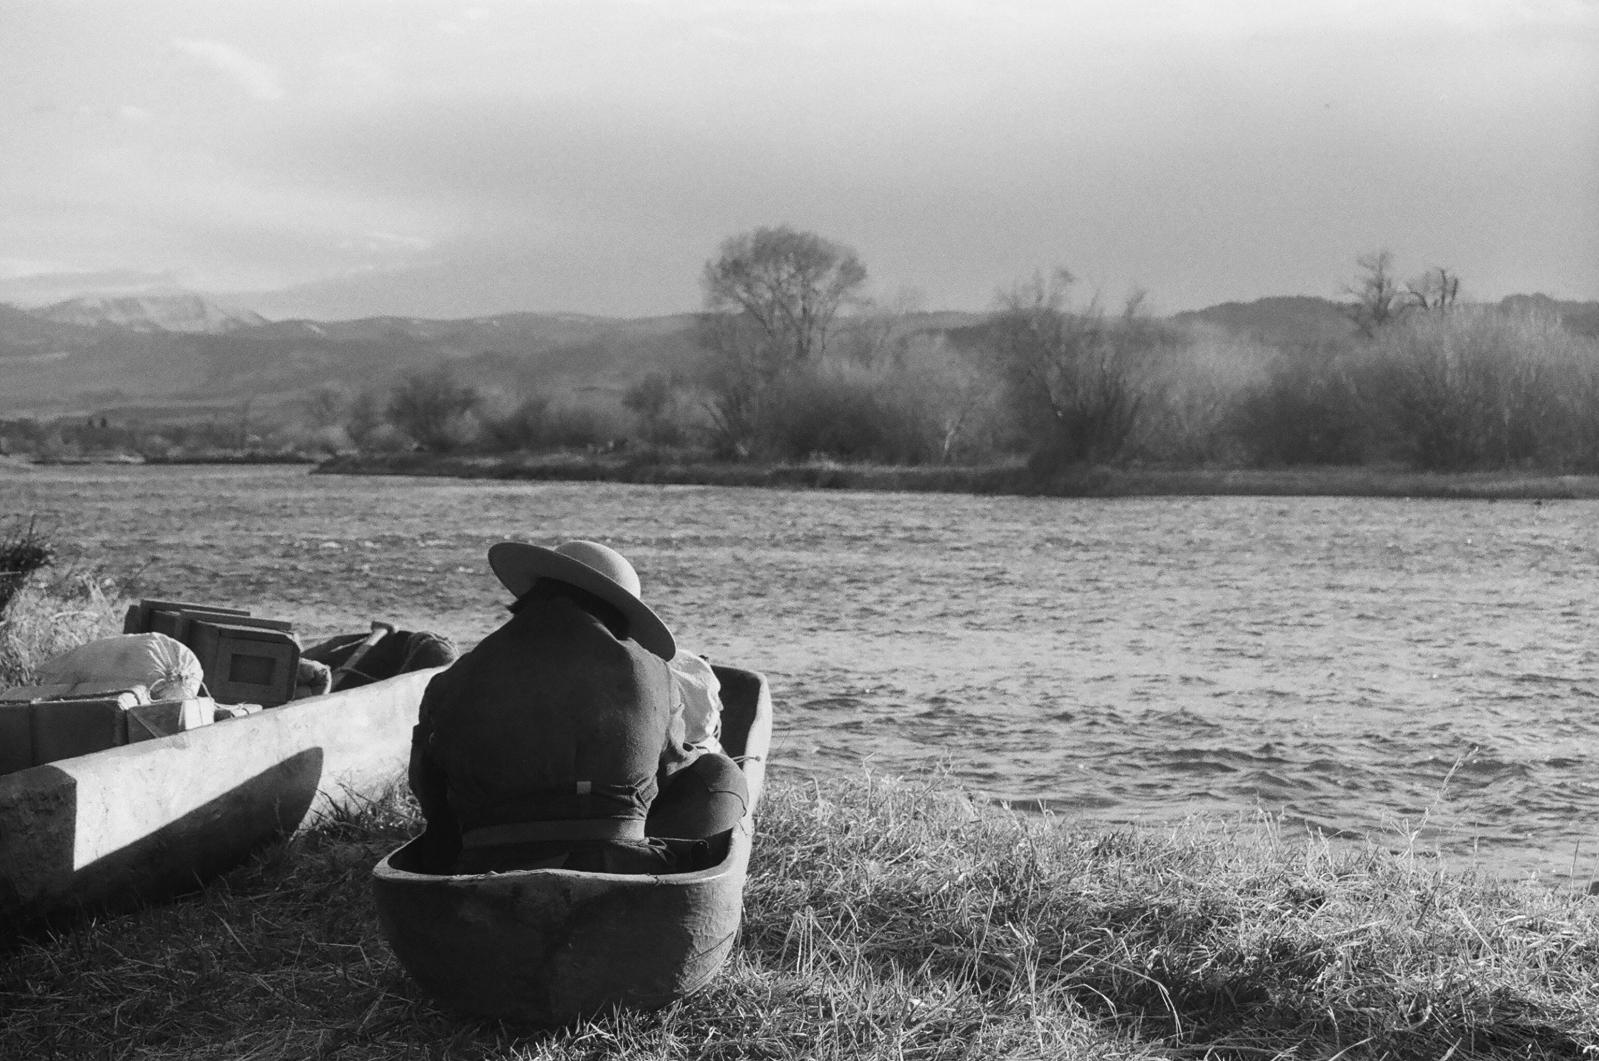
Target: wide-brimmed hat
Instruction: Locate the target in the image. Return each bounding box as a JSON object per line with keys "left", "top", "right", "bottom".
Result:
{"left": 487, "top": 539, "right": 676, "bottom": 660}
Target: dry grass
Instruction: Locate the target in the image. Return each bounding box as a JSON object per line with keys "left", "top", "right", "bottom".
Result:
{"left": 2, "top": 772, "right": 1596, "bottom": 1060}
{"left": 0, "top": 569, "right": 125, "bottom": 689}
{"left": 747, "top": 774, "right": 1599, "bottom": 1059}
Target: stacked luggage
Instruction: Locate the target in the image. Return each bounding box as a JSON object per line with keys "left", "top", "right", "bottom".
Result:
{"left": 0, "top": 598, "right": 300, "bottom": 777}
{"left": 1, "top": 601, "right": 455, "bottom": 778}
{"left": 123, "top": 598, "right": 301, "bottom": 707}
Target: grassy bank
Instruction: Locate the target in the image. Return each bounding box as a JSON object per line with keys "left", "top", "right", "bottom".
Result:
{"left": 0, "top": 534, "right": 127, "bottom": 688}
{"left": 315, "top": 452, "right": 1599, "bottom": 500}
{"left": 2, "top": 774, "right": 1595, "bottom": 1060}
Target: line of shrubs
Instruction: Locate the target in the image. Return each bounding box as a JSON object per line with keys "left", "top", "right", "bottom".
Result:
{"left": 4, "top": 303, "right": 1596, "bottom": 476}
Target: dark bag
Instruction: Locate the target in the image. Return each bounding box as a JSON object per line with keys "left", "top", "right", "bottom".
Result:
{"left": 303, "top": 628, "right": 458, "bottom": 691}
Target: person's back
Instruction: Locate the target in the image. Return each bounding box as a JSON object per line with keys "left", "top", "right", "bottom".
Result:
{"left": 422, "top": 590, "right": 681, "bottom": 834}
{"left": 407, "top": 539, "right": 746, "bottom": 876}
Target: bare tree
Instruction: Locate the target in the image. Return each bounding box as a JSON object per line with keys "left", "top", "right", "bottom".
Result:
{"left": 385, "top": 367, "right": 483, "bottom": 453}
{"left": 702, "top": 225, "right": 867, "bottom": 368}
{"left": 1345, "top": 250, "right": 1409, "bottom": 336}
{"left": 1358, "top": 306, "right": 1562, "bottom": 470}
{"left": 344, "top": 390, "right": 384, "bottom": 449}
{"left": 697, "top": 225, "right": 869, "bottom": 455}
{"left": 1406, "top": 266, "right": 1461, "bottom": 312}
{"left": 985, "top": 269, "right": 1154, "bottom": 472}
{"left": 918, "top": 337, "right": 1001, "bottom": 463}
{"left": 303, "top": 385, "right": 348, "bottom": 428}
{"left": 622, "top": 372, "right": 690, "bottom": 445}
{"left": 832, "top": 288, "right": 924, "bottom": 370}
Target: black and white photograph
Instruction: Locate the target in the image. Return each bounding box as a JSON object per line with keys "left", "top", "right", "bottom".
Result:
{"left": 3, "top": 1, "right": 1598, "bottom": 1056}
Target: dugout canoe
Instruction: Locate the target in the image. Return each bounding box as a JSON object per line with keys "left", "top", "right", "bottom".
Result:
{"left": 0, "top": 666, "right": 443, "bottom": 943}
{"left": 371, "top": 665, "right": 773, "bottom": 1026}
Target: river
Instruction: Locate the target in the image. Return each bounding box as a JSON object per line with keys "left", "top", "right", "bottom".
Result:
{"left": 5, "top": 463, "right": 1597, "bottom": 883}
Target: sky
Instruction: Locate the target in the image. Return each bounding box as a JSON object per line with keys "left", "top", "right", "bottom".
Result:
{"left": 2, "top": 0, "right": 1596, "bottom": 321}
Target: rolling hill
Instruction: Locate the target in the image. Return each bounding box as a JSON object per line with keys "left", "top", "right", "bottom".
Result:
{"left": 2, "top": 291, "right": 1595, "bottom": 421}
{"left": 0, "top": 298, "right": 709, "bottom": 419}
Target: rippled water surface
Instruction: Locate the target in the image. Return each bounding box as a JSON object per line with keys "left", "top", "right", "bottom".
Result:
{"left": 7, "top": 464, "right": 1599, "bottom": 882}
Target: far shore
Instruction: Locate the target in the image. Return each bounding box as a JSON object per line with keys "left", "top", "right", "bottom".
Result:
{"left": 312, "top": 451, "right": 1599, "bottom": 500}
{"left": 14, "top": 449, "right": 1599, "bottom": 499}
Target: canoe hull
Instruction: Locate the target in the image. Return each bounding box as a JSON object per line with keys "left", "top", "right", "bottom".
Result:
{"left": 0, "top": 667, "right": 441, "bottom": 941}
{"left": 374, "top": 826, "right": 751, "bottom": 1022}
{"left": 372, "top": 665, "right": 772, "bottom": 1025}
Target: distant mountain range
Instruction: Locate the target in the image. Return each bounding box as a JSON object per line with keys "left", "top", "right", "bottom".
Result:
{"left": 1, "top": 291, "right": 1595, "bottom": 419}
{"left": 0, "top": 297, "right": 711, "bottom": 419}
{"left": 33, "top": 294, "right": 268, "bottom": 334}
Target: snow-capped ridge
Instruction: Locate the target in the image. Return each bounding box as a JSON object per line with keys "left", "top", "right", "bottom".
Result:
{"left": 34, "top": 293, "right": 268, "bottom": 334}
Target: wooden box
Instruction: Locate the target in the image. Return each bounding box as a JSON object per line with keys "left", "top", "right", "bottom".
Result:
{"left": 124, "top": 599, "right": 250, "bottom": 635}
{"left": 28, "top": 692, "right": 144, "bottom": 766}
{"left": 126, "top": 698, "right": 217, "bottom": 743}
{"left": 185, "top": 621, "right": 300, "bottom": 707}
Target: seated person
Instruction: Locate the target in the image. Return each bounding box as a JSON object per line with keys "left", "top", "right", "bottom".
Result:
{"left": 407, "top": 539, "right": 747, "bottom": 874}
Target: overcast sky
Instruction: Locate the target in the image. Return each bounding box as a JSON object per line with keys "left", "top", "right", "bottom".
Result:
{"left": 3, "top": 0, "right": 1596, "bottom": 320}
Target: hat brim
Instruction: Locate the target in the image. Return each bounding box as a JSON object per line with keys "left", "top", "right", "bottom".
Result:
{"left": 487, "top": 542, "right": 676, "bottom": 660}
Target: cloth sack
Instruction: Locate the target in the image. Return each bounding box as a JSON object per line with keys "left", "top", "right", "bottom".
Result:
{"left": 669, "top": 652, "right": 724, "bottom": 754}
{"left": 36, "top": 632, "right": 205, "bottom": 701}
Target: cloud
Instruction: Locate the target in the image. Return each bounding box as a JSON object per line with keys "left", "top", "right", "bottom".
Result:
{"left": 1, "top": 0, "right": 1589, "bottom": 318}
{"left": 0, "top": 267, "right": 188, "bottom": 306}
{"left": 171, "top": 38, "right": 285, "bottom": 101}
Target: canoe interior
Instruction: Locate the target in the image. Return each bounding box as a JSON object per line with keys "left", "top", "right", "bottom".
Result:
{"left": 372, "top": 664, "right": 773, "bottom": 1025}
{"left": 0, "top": 667, "right": 442, "bottom": 945}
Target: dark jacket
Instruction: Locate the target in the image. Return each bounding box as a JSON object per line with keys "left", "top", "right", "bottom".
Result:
{"left": 407, "top": 595, "right": 697, "bottom": 867}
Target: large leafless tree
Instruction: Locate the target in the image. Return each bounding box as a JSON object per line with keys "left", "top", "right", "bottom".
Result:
{"left": 1345, "top": 250, "right": 1409, "bottom": 336}
{"left": 698, "top": 226, "right": 868, "bottom": 454}
{"left": 986, "top": 269, "right": 1156, "bottom": 472}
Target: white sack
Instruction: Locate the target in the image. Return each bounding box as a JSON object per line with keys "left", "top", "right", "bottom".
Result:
{"left": 669, "top": 651, "right": 724, "bottom": 754}
{"left": 36, "top": 632, "right": 205, "bottom": 701}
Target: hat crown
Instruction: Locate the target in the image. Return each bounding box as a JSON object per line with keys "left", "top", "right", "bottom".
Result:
{"left": 551, "top": 540, "right": 642, "bottom": 598}
{"left": 486, "top": 538, "right": 676, "bottom": 659}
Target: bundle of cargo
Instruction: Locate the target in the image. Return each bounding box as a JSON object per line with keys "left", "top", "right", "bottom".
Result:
{"left": 0, "top": 629, "right": 225, "bottom": 778}
{"left": 0, "top": 681, "right": 217, "bottom": 775}
{"left": 0, "top": 597, "right": 304, "bottom": 780}
{"left": 0, "top": 597, "right": 459, "bottom": 940}
{"left": 123, "top": 599, "right": 302, "bottom": 706}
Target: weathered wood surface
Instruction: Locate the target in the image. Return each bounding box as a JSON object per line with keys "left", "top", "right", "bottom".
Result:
{"left": 0, "top": 667, "right": 441, "bottom": 941}
{"left": 371, "top": 666, "right": 773, "bottom": 1025}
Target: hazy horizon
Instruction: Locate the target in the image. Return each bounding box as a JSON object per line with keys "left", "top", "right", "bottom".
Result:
{"left": 4, "top": 1, "right": 1596, "bottom": 321}
{"left": 9, "top": 283, "right": 1595, "bottom": 330}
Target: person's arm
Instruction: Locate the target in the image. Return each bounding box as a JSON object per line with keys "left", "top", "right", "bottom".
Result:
{"left": 408, "top": 669, "right": 462, "bottom": 869}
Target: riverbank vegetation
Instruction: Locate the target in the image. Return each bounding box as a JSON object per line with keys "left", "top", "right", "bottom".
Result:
{"left": 2, "top": 568, "right": 1597, "bottom": 1058}
{"left": 5, "top": 235, "right": 1597, "bottom": 497}
{"left": 0, "top": 518, "right": 127, "bottom": 687}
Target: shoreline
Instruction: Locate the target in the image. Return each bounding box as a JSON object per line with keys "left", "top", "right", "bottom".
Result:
{"left": 15, "top": 450, "right": 1599, "bottom": 499}
{"left": 313, "top": 452, "right": 1599, "bottom": 500}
